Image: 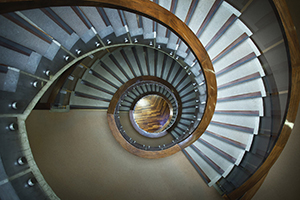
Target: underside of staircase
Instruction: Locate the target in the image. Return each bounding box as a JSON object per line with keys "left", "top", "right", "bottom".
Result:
{"left": 0, "top": 0, "right": 299, "bottom": 200}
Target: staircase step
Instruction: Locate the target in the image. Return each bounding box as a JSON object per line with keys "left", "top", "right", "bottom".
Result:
{"left": 166, "top": 60, "right": 179, "bottom": 83}
{"left": 184, "top": 146, "right": 221, "bottom": 186}
{"left": 80, "top": 7, "right": 114, "bottom": 39}
{"left": 135, "top": 46, "right": 149, "bottom": 76}
{"left": 146, "top": 47, "right": 155, "bottom": 76}
{"left": 21, "top": 8, "right": 80, "bottom": 51}
{"left": 174, "top": 73, "right": 189, "bottom": 89}
{"left": 200, "top": 132, "right": 246, "bottom": 165}
{"left": 207, "top": 124, "right": 254, "bottom": 151}
{"left": 217, "top": 58, "right": 265, "bottom": 86}
{"left": 119, "top": 48, "right": 138, "bottom": 78}
{"left": 142, "top": 16, "right": 155, "bottom": 40}
{"left": 160, "top": 56, "right": 174, "bottom": 81}
{"left": 214, "top": 39, "right": 261, "bottom": 74}
{"left": 75, "top": 79, "right": 114, "bottom": 100}
{"left": 195, "top": 0, "right": 224, "bottom": 38}
{"left": 210, "top": 120, "right": 254, "bottom": 134}
{"left": 125, "top": 46, "right": 143, "bottom": 76}
{"left": 193, "top": 140, "right": 235, "bottom": 177}
{"left": 99, "top": 60, "right": 126, "bottom": 84}
{"left": 216, "top": 97, "right": 264, "bottom": 116}
{"left": 0, "top": 45, "right": 36, "bottom": 75}
{"left": 209, "top": 19, "right": 252, "bottom": 62}
{"left": 124, "top": 11, "right": 143, "bottom": 38}
{"left": 211, "top": 113, "right": 260, "bottom": 135}
{"left": 104, "top": 54, "right": 131, "bottom": 81}
{"left": 189, "top": 62, "right": 202, "bottom": 77}
{"left": 205, "top": 14, "right": 238, "bottom": 50}
{"left": 91, "top": 60, "right": 123, "bottom": 87}
{"left": 198, "top": 138, "right": 236, "bottom": 164}
{"left": 166, "top": 0, "right": 192, "bottom": 50}
{"left": 51, "top": 7, "right": 90, "bottom": 39}
{"left": 74, "top": 91, "right": 110, "bottom": 102}
{"left": 218, "top": 78, "right": 266, "bottom": 98}
{"left": 217, "top": 91, "right": 262, "bottom": 102}
{"left": 218, "top": 72, "right": 260, "bottom": 90}
{"left": 0, "top": 14, "right": 51, "bottom": 56}
{"left": 214, "top": 110, "right": 259, "bottom": 116}
{"left": 103, "top": 8, "right": 127, "bottom": 37}
{"left": 216, "top": 52, "right": 256, "bottom": 77}
{"left": 183, "top": 148, "right": 211, "bottom": 185}
{"left": 191, "top": 144, "right": 225, "bottom": 175}
{"left": 69, "top": 92, "right": 110, "bottom": 108}
{"left": 82, "top": 71, "right": 118, "bottom": 92}
{"left": 199, "top": 1, "right": 240, "bottom": 47}
{"left": 177, "top": 0, "right": 215, "bottom": 55}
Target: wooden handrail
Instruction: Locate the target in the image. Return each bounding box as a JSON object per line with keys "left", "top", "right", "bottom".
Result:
{"left": 3, "top": 0, "right": 299, "bottom": 198}
{"left": 108, "top": 76, "right": 184, "bottom": 158}
{"left": 107, "top": 113, "right": 182, "bottom": 159}
{"left": 225, "top": 0, "right": 300, "bottom": 199}
{"left": 0, "top": 1, "right": 217, "bottom": 154}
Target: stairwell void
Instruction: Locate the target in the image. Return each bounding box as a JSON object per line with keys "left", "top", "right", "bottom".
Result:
{"left": 0, "top": 0, "right": 299, "bottom": 200}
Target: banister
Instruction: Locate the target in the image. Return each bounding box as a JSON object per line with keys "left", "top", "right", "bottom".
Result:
{"left": 225, "top": 0, "right": 300, "bottom": 199}
{"left": 1, "top": 0, "right": 299, "bottom": 198}
{"left": 0, "top": 0, "right": 216, "bottom": 156}
{"left": 108, "top": 76, "right": 183, "bottom": 158}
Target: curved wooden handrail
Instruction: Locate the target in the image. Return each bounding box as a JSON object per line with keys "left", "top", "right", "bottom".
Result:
{"left": 4, "top": 0, "right": 299, "bottom": 198}
{"left": 108, "top": 76, "right": 182, "bottom": 113}
{"left": 225, "top": 0, "right": 300, "bottom": 199}
{"left": 108, "top": 76, "right": 184, "bottom": 158}
{"left": 0, "top": 0, "right": 217, "bottom": 153}
{"left": 107, "top": 113, "right": 182, "bottom": 159}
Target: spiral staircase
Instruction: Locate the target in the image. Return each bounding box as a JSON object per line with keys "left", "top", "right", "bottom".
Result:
{"left": 0, "top": 0, "right": 299, "bottom": 199}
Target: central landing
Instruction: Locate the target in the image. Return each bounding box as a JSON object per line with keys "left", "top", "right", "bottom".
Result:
{"left": 26, "top": 110, "right": 222, "bottom": 199}
{"left": 133, "top": 95, "right": 172, "bottom": 133}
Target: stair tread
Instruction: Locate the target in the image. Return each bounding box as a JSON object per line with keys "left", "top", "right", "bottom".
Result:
{"left": 199, "top": 2, "right": 239, "bottom": 47}
{"left": 193, "top": 140, "right": 234, "bottom": 177}
{"left": 75, "top": 80, "right": 114, "bottom": 100}
{"left": 214, "top": 39, "right": 262, "bottom": 74}
{"left": 200, "top": 133, "right": 245, "bottom": 165}
{"left": 185, "top": 146, "right": 221, "bottom": 186}
{"left": 91, "top": 60, "right": 124, "bottom": 86}
{"left": 102, "top": 55, "right": 130, "bottom": 82}
{"left": 216, "top": 97, "right": 264, "bottom": 116}
{"left": 21, "top": 8, "right": 78, "bottom": 51}
{"left": 217, "top": 58, "right": 265, "bottom": 86}
{"left": 142, "top": 16, "right": 154, "bottom": 39}
{"left": 207, "top": 124, "right": 254, "bottom": 151}
{"left": 218, "top": 78, "right": 266, "bottom": 98}
{"left": 70, "top": 92, "right": 110, "bottom": 107}
{"left": 110, "top": 51, "right": 135, "bottom": 80}
{"left": 211, "top": 114, "right": 260, "bottom": 135}
{"left": 0, "top": 15, "right": 50, "bottom": 56}
{"left": 208, "top": 20, "right": 251, "bottom": 60}
{"left": 124, "top": 11, "right": 143, "bottom": 37}
{"left": 103, "top": 8, "right": 127, "bottom": 37}
{"left": 82, "top": 72, "right": 118, "bottom": 92}
{"left": 51, "top": 7, "right": 88, "bottom": 38}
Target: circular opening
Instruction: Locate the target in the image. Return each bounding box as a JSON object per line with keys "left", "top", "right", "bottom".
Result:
{"left": 133, "top": 94, "right": 173, "bottom": 133}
